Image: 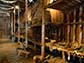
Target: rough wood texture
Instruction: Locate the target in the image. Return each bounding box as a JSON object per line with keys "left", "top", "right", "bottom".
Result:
{"left": 41, "top": 0, "right": 45, "bottom": 59}
{"left": 76, "top": 7, "right": 82, "bottom": 47}
{"left": 71, "top": 9, "right": 76, "bottom": 48}
{"left": 66, "top": 13, "right": 70, "bottom": 46}
{"left": 46, "top": 0, "right": 84, "bottom": 11}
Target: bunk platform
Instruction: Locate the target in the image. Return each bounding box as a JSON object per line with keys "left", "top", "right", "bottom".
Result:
{"left": 45, "top": 42, "right": 84, "bottom": 58}
{"left": 46, "top": 0, "right": 84, "bottom": 11}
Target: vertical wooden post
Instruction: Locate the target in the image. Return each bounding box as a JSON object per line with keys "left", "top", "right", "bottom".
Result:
{"left": 41, "top": 0, "right": 45, "bottom": 59}
{"left": 79, "top": 6, "right": 82, "bottom": 46}
{"left": 69, "top": 11, "right": 74, "bottom": 46}
{"left": 76, "top": 6, "right": 82, "bottom": 47}
{"left": 71, "top": 9, "right": 76, "bottom": 47}
{"left": 11, "top": 13, "right": 13, "bottom": 35}
{"left": 66, "top": 13, "right": 70, "bottom": 46}
{"left": 25, "top": 0, "right": 28, "bottom": 47}
{"left": 62, "top": 51, "right": 65, "bottom": 63}
{"left": 17, "top": 6, "right": 20, "bottom": 43}
{"left": 10, "top": 12, "right": 14, "bottom": 41}
{"left": 13, "top": 8, "right": 16, "bottom": 33}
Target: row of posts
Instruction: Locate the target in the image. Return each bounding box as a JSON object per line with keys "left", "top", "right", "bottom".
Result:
{"left": 10, "top": 0, "right": 28, "bottom": 45}
{"left": 10, "top": 0, "right": 84, "bottom": 61}
{"left": 52, "top": 6, "right": 84, "bottom": 63}
{"left": 65, "top": 6, "right": 83, "bottom": 48}
{"left": 10, "top": 5, "right": 20, "bottom": 42}
{"left": 10, "top": 0, "right": 45, "bottom": 59}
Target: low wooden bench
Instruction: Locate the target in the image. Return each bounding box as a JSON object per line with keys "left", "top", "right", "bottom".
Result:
{"left": 17, "top": 49, "right": 30, "bottom": 58}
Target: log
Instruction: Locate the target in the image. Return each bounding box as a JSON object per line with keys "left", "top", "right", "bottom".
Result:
{"left": 76, "top": 6, "right": 82, "bottom": 47}
{"left": 66, "top": 12, "right": 70, "bottom": 46}
{"left": 71, "top": 9, "right": 76, "bottom": 48}
{"left": 41, "top": 0, "right": 45, "bottom": 59}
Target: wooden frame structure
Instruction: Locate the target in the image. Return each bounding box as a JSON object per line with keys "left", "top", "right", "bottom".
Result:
{"left": 44, "top": 0, "right": 84, "bottom": 63}
{"left": 10, "top": 0, "right": 84, "bottom": 63}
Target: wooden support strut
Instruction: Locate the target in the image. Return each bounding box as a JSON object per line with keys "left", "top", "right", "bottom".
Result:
{"left": 71, "top": 9, "right": 76, "bottom": 48}
{"left": 13, "top": 8, "right": 16, "bottom": 33}
{"left": 69, "top": 11, "right": 73, "bottom": 45}
{"left": 17, "top": 7, "right": 20, "bottom": 43}
{"left": 66, "top": 12, "right": 70, "bottom": 46}
{"left": 25, "top": 0, "right": 28, "bottom": 47}
{"left": 10, "top": 13, "right": 14, "bottom": 41}
{"left": 79, "top": 6, "right": 83, "bottom": 46}
{"left": 76, "top": 6, "right": 82, "bottom": 47}
{"left": 41, "top": 0, "right": 45, "bottom": 59}
{"left": 62, "top": 51, "right": 65, "bottom": 63}
{"left": 10, "top": 13, "right": 13, "bottom": 35}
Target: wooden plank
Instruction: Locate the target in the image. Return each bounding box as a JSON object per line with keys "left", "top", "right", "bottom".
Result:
{"left": 17, "top": 7, "right": 20, "bottom": 43}
{"left": 62, "top": 51, "right": 65, "bottom": 63}
{"left": 10, "top": 13, "right": 13, "bottom": 35}
{"left": 76, "top": 6, "right": 82, "bottom": 47}
{"left": 13, "top": 8, "right": 16, "bottom": 33}
{"left": 66, "top": 12, "right": 70, "bottom": 46}
{"left": 71, "top": 9, "right": 76, "bottom": 48}
{"left": 25, "top": 0, "right": 28, "bottom": 47}
{"left": 69, "top": 11, "right": 74, "bottom": 45}
{"left": 41, "top": 0, "right": 45, "bottom": 59}
{"left": 46, "top": 0, "right": 83, "bottom": 10}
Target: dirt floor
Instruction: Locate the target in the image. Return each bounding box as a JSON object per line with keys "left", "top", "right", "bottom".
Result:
{"left": 0, "top": 39, "right": 33, "bottom": 63}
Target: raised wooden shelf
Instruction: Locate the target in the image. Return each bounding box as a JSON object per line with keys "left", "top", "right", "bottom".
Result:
{"left": 46, "top": 42, "right": 84, "bottom": 57}
{"left": 52, "top": 22, "right": 84, "bottom": 25}
{"left": 46, "top": 0, "right": 84, "bottom": 10}
{"left": 30, "top": 22, "right": 51, "bottom": 28}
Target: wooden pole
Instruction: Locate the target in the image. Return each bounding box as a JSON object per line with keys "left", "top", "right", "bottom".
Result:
{"left": 13, "top": 8, "right": 16, "bottom": 33}
{"left": 76, "top": 6, "right": 82, "bottom": 47}
{"left": 9, "top": 13, "right": 11, "bottom": 38}
{"left": 79, "top": 6, "right": 82, "bottom": 46}
{"left": 62, "top": 51, "right": 65, "bottom": 63}
{"left": 10, "top": 12, "right": 14, "bottom": 41}
{"left": 71, "top": 9, "right": 76, "bottom": 47}
{"left": 17, "top": 7, "right": 20, "bottom": 43}
{"left": 41, "top": 0, "right": 45, "bottom": 59}
{"left": 69, "top": 11, "right": 73, "bottom": 46}
{"left": 66, "top": 13, "right": 70, "bottom": 46}
{"left": 25, "top": 0, "right": 28, "bottom": 47}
